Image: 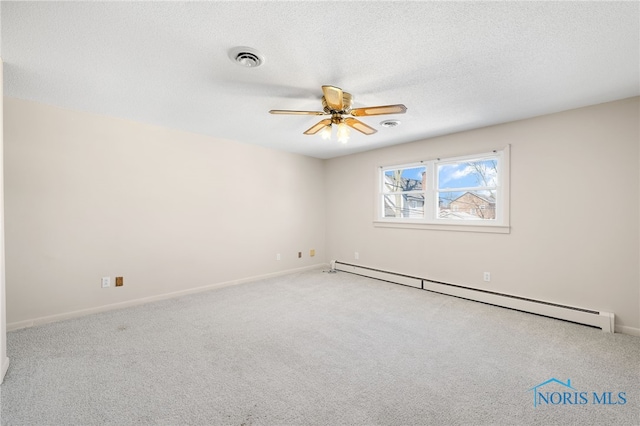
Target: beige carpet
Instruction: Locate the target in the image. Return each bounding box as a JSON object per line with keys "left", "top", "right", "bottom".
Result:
{"left": 2, "top": 269, "right": 639, "bottom": 425}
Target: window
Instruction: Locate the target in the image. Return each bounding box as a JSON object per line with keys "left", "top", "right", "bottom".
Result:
{"left": 376, "top": 147, "right": 509, "bottom": 233}
{"left": 381, "top": 166, "right": 426, "bottom": 219}
{"left": 438, "top": 156, "right": 498, "bottom": 221}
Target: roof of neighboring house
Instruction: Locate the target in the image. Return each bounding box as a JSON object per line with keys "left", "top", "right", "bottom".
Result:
{"left": 450, "top": 191, "right": 496, "bottom": 205}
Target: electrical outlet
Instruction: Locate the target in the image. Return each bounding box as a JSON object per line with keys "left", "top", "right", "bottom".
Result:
{"left": 298, "top": 252, "right": 302, "bottom": 258}
{"left": 355, "top": 252, "right": 359, "bottom": 260}
{"left": 101, "top": 277, "right": 110, "bottom": 288}
{"left": 115, "top": 277, "right": 123, "bottom": 287}
{"left": 483, "top": 272, "right": 491, "bottom": 282}
{"left": 310, "top": 249, "right": 315, "bottom": 257}
{"left": 276, "top": 253, "right": 281, "bottom": 261}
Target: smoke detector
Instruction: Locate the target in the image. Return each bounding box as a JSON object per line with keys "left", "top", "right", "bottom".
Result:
{"left": 380, "top": 119, "right": 401, "bottom": 128}
{"left": 229, "top": 46, "right": 264, "bottom": 68}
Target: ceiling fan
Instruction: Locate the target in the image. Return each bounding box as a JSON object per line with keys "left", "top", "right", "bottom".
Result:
{"left": 269, "top": 85, "right": 407, "bottom": 143}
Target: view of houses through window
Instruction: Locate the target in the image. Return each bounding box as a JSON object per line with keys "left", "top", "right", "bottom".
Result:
{"left": 438, "top": 157, "right": 497, "bottom": 220}
{"left": 381, "top": 151, "right": 501, "bottom": 222}
{"left": 383, "top": 166, "right": 426, "bottom": 218}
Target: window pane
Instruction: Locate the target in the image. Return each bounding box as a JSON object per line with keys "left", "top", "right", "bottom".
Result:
{"left": 438, "top": 158, "right": 498, "bottom": 190}
{"left": 438, "top": 190, "right": 496, "bottom": 220}
{"left": 383, "top": 166, "right": 426, "bottom": 192}
{"left": 383, "top": 194, "right": 424, "bottom": 218}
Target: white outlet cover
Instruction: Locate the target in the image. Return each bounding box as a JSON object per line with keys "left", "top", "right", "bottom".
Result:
{"left": 101, "top": 277, "right": 110, "bottom": 288}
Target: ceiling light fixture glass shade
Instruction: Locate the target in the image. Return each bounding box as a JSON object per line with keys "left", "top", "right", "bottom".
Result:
{"left": 320, "top": 124, "right": 332, "bottom": 140}
{"left": 337, "top": 122, "right": 350, "bottom": 144}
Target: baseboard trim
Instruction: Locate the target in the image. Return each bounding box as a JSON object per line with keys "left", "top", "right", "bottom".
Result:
{"left": 7, "top": 264, "right": 329, "bottom": 332}
{"left": 614, "top": 324, "right": 640, "bottom": 337}
{"left": 1, "top": 356, "right": 9, "bottom": 384}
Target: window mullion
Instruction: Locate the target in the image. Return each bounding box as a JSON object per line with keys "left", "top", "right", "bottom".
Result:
{"left": 424, "top": 160, "right": 436, "bottom": 220}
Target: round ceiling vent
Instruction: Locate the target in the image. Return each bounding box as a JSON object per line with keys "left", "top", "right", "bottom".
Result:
{"left": 229, "top": 46, "right": 264, "bottom": 68}
{"left": 380, "top": 119, "right": 401, "bottom": 128}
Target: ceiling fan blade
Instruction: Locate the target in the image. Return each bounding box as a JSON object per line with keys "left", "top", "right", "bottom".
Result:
{"left": 350, "top": 104, "right": 407, "bottom": 117}
{"left": 344, "top": 117, "right": 377, "bottom": 135}
{"left": 322, "top": 85, "right": 344, "bottom": 111}
{"left": 269, "top": 109, "right": 327, "bottom": 115}
{"left": 304, "top": 118, "right": 333, "bottom": 135}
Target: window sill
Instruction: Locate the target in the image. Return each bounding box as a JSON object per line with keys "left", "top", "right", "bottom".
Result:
{"left": 373, "top": 220, "right": 510, "bottom": 234}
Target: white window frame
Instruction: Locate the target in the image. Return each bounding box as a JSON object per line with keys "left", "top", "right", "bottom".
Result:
{"left": 379, "top": 164, "right": 426, "bottom": 219}
{"left": 374, "top": 146, "right": 510, "bottom": 234}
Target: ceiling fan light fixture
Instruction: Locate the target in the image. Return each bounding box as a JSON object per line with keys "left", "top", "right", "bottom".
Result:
{"left": 269, "top": 85, "right": 406, "bottom": 141}
{"left": 337, "top": 122, "right": 350, "bottom": 144}
{"left": 320, "top": 124, "right": 332, "bottom": 140}
{"left": 229, "top": 46, "right": 264, "bottom": 68}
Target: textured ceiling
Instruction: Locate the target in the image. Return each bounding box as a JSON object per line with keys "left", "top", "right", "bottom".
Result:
{"left": 1, "top": 2, "right": 639, "bottom": 159}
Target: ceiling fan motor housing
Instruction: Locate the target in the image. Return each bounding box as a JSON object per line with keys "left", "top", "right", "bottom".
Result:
{"left": 322, "top": 92, "right": 353, "bottom": 114}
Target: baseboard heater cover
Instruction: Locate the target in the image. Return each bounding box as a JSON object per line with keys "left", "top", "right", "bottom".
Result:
{"left": 332, "top": 261, "right": 615, "bottom": 333}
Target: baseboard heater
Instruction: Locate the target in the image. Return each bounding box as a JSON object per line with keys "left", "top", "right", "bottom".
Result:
{"left": 332, "top": 261, "right": 615, "bottom": 333}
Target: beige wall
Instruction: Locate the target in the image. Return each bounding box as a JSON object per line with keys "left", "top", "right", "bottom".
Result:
{"left": 1, "top": 59, "right": 9, "bottom": 383}
{"left": 325, "top": 97, "right": 640, "bottom": 334}
{"left": 4, "top": 96, "right": 639, "bottom": 335}
{"left": 4, "top": 98, "right": 326, "bottom": 326}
